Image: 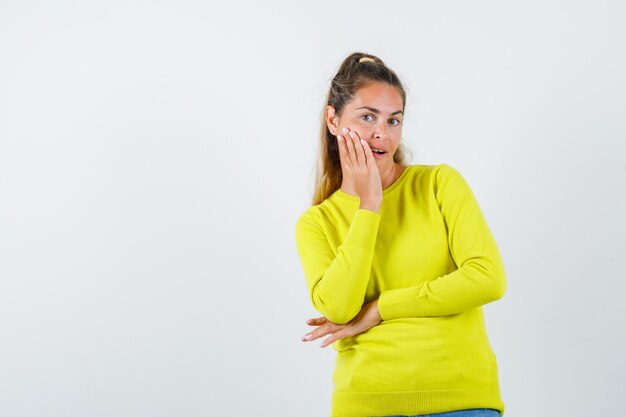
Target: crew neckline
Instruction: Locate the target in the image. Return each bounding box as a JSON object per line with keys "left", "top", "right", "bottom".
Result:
{"left": 334, "top": 165, "right": 414, "bottom": 202}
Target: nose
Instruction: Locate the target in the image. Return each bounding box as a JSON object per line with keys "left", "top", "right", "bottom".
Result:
{"left": 372, "top": 120, "right": 389, "bottom": 141}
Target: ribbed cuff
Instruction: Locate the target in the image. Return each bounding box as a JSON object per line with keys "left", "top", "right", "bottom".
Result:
{"left": 378, "top": 286, "right": 425, "bottom": 320}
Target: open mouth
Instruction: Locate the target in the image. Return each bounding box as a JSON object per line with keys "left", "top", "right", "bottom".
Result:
{"left": 371, "top": 148, "right": 386, "bottom": 158}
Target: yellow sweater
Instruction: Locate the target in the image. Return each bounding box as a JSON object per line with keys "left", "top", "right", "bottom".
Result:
{"left": 294, "top": 163, "right": 506, "bottom": 417}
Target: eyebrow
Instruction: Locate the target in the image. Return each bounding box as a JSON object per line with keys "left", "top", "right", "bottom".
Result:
{"left": 355, "top": 106, "right": 403, "bottom": 116}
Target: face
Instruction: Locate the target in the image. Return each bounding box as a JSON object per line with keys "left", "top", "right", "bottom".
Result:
{"left": 326, "top": 81, "right": 404, "bottom": 168}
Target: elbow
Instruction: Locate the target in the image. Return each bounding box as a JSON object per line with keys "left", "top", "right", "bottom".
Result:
{"left": 324, "top": 311, "right": 355, "bottom": 325}
{"left": 489, "top": 262, "right": 507, "bottom": 301}
{"left": 310, "top": 288, "right": 358, "bottom": 324}
{"left": 470, "top": 257, "right": 506, "bottom": 302}
{"left": 311, "top": 298, "right": 358, "bottom": 324}
{"left": 467, "top": 255, "right": 507, "bottom": 302}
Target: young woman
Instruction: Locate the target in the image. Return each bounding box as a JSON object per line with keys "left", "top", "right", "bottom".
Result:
{"left": 294, "top": 52, "right": 506, "bottom": 417}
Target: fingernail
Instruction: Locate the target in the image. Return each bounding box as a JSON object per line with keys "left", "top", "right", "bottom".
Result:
{"left": 361, "top": 139, "right": 366, "bottom": 145}
{"left": 304, "top": 334, "right": 312, "bottom": 340}
{"left": 342, "top": 127, "right": 348, "bottom": 134}
{"left": 337, "top": 134, "right": 342, "bottom": 141}
{"left": 349, "top": 131, "right": 355, "bottom": 138}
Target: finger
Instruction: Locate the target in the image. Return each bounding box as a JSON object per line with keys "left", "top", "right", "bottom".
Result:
{"left": 359, "top": 137, "right": 375, "bottom": 168}
{"left": 342, "top": 129, "right": 357, "bottom": 167}
{"left": 301, "top": 328, "right": 326, "bottom": 342}
{"left": 346, "top": 130, "right": 365, "bottom": 166}
{"left": 347, "top": 129, "right": 365, "bottom": 166}
{"left": 302, "top": 322, "right": 343, "bottom": 342}
{"left": 320, "top": 331, "right": 343, "bottom": 348}
{"left": 302, "top": 332, "right": 318, "bottom": 342}
{"left": 336, "top": 135, "right": 349, "bottom": 176}
{"left": 306, "top": 317, "right": 326, "bottom": 325}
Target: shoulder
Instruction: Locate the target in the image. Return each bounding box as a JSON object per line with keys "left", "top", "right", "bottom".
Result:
{"left": 294, "top": 204, "right": 323, "bottom": 233}
{"left": 433, "top": 163, "right": 471, "bottom": 190}
{"left": 403, "top": 163, "right": 466, "bottom": 188}
{"left": 430, "top": 163, "right": 479, "bottom": 210}
{"left": 433, "top": 162, "right": 463, "bottom": 177}
{"left": 405, "top": 163, "right": 459, "bottom": 176}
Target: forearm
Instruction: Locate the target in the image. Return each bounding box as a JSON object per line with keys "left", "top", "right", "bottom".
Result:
{"left": 311, "top": 245, "right": 376, "bottom": 323}
{"left": 296, "top": 208, "right": 381, "bottom": 324}
{"left": 378, "top": 255, "right": 506, "bottom": 319}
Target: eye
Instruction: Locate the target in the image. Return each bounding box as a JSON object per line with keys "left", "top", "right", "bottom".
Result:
{"left": 389, "top": 119, "right": 402, "bottom": 126}
{"left": 361, "top": 114, "right": 374, "bottom": 122}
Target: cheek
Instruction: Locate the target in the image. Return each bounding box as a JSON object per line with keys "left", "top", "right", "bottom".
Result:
{"left": 391, "top": 136, "right": 402, "bottom": 151}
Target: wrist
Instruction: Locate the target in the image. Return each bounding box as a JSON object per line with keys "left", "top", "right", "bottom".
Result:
{"left": 359, "top": 199, "right": 381, "bottom": 213}
{"left": 374, "top": 299, "right": 382, "bottom": 321}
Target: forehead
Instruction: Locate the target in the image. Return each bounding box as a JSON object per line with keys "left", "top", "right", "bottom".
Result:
{"left": 349, "top": 82, "right": 403, "bottom": 112}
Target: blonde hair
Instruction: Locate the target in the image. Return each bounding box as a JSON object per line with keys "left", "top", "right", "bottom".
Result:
{"left": 311, "top": 52, "right": 411, "bottom": 206}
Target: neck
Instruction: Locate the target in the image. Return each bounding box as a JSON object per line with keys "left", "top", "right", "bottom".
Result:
{"left": 379, "top": 162, "right": 402, "bottom": 189}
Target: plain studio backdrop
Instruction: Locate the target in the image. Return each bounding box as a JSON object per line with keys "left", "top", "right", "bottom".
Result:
{"left": 1, "top": 1, "right": 625, "bottom": 416}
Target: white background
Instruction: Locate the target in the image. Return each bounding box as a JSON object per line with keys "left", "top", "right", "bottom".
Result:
{"left": 1, "top": 1, "right": 625, "bottom": 416}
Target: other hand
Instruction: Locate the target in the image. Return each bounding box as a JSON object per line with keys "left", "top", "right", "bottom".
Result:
{"left": 301, "top": 299, "right": 383, "bottom": 348}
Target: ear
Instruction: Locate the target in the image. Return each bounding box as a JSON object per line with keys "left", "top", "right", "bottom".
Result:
{"left": 325, "top": 105, "right": 339, "bottom": 136}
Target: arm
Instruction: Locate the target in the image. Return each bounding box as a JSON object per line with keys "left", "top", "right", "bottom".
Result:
{"left": 295, "top": 208, "right": 380, "bottom": 324}
{"left": 378, "top": 164, "right": 506, "bottom": 320}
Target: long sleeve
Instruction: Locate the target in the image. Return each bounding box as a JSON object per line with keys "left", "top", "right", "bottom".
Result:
{"left": 295, "top": 208, "right": 380, "bottom": 324}
{"left": 378, "top": 164, "right": 506, "bottom": 320}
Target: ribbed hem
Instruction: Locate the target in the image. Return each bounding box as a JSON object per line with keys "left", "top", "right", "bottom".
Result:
{"left": 331, "top": 389, "right": 505, "bottom": 417}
